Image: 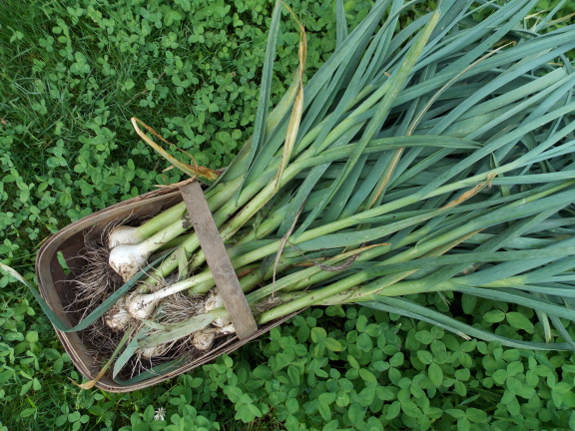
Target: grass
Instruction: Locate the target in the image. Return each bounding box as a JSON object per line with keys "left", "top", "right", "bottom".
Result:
{"left": 1, "top": 0, "right": 575, "bottom": 430}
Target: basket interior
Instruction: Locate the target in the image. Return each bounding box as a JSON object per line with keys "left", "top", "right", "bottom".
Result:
{"left": 35, "top": 186, "right": 298, "bottom": 392}
{"left": 37, "top": 188, "right": 186, "bottom": 390}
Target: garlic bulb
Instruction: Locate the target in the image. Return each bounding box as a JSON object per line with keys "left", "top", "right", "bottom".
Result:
{"left": 104, "top": 298, "right": 132, "bottom": 331}
{"left": 107, "top": 225, "right": 142, "bottom": 248}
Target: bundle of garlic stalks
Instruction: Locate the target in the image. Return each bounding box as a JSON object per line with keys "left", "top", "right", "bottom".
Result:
{"left": 5, "top": 0, "right": 575, "bottom": 383}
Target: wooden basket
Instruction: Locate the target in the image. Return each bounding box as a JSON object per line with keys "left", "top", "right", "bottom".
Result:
{"left": 35, "top": 185, "right": 296, "bottom": 392}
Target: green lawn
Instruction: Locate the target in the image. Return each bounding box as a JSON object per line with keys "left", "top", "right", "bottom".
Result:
{"left": 2, "top": 0, "right": 575, "bottom": 430}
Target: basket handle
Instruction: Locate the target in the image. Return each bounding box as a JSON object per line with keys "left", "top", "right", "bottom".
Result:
{"left": 179, "top": 181, "right": 258, "bottom": 339}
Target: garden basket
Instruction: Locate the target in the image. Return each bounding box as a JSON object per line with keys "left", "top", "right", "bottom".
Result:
{"left": 34, "top": 184, "right": 297, "bottom": 392}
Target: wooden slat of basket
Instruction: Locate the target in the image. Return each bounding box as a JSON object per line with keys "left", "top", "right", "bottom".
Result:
{"left": 180, "top": 182, "right": 258, "bottom": 339}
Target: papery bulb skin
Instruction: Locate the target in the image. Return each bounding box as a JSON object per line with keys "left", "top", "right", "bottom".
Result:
{"left": 127, "top": 292, "right": 158, "bottom": 320}
{"left": 203, "top": 291, "right": 230, "bottom": 327}
{"left": 104, "top": 299, "right": 131, "bottom": 331}
{"left": 212, "top": 316, "right": 231, "bottom": 328}
{"left": 139, "top": 343, "right": 170, "bottom": 360}
{"left": 217, "top": 323, "right": 236, "bottom": 335}
{"left": 193, "top": 329, "right": 216, "bottom": 350}
{"left": 204, "top": 290, "right": 223, "bottom": 312}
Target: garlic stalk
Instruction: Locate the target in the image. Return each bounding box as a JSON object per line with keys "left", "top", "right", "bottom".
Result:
{"left": 126, "top": 277, "right": 204, "bottom": 320}
{"left": 107, "top": 201, "right": 188, "bottom": 248}
{"left": 108, "top": 214, "right": 193, "bottom": 282}
{"left": 107, "top": 225, "right": 143, "bottom": 248}
{"left": 107, "top": 172, "right": 248, "bottom": 282}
